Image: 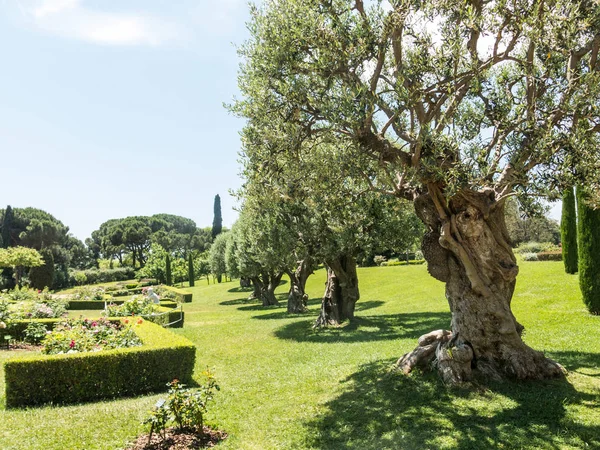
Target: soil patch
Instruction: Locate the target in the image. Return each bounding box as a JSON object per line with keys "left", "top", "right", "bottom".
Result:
{"left": 127, "top": 427, "right": 227, "bottom": 450}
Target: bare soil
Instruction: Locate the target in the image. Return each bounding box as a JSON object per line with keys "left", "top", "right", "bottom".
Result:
{"left": 127, "top": 427, "right": 227, "bottom": 450}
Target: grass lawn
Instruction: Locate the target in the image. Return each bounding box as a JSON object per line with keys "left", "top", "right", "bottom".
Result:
{"left": 1, "top": 261, "right": 599, "bottom": 449}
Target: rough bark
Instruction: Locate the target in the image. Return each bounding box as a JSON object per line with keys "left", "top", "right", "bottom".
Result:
{"left": 396, "top": 189, "right": 564, "bottom": 383}
{"left": 260, "top": 271, "right": 283, "bottom": 306}
{"left": 314, "top": 255, "right": 359, "bottom": 327}
{"left": 287, "top": 258, "right": 314, "bottom": 313}
{"left": 249, "top": 276, "right": 262, "bottom": 300}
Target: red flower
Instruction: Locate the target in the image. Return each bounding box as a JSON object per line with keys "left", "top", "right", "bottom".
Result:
{"left": 136, "top": 318, "right": 143, "bottom": 325}
{"left": 69, "top": 340, "right": 75, "bottom": 349}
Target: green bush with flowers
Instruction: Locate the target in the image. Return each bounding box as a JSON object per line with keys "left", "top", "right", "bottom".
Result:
{"left": 41, "top": 317, "right": 142, "bottom": 354}
{"left": 4, "top": 320, "right": 196, "bottom": 407}
{"left": 103, "top": 296, "right": 157, "bottom": 317}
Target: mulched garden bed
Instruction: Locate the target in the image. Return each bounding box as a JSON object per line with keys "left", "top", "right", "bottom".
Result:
{"left": 127, "top": 427, "right": 227, "bottom": 450}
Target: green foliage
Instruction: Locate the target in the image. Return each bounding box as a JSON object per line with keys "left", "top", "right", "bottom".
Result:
{"left": 505, "top": 199, "right": 561, "bottom": 247}
{"left": 29, "top": 248, "right": 54, "bottom": 290}
{"left": 165, "top": 254, "right": 172, "bottom": 286}
{"left": 521, "top": 253, "right": 539, "bottom": 262}
{"left": 209, "top": 232, "right": 229, "bottom": 282}
{"left": 514, "top": 242, "right": 560, "bottom": 255}
{"left": 22, "top": 321, "right": 50, "bottom": 344}
{"left": 157, "top": 285, "right": 193, "bottom": 303}
{"left": 41, "top": 317, "right": 142, "bottom": 354}
{"left": 4, "top": 320, "right": 196, "bottom": 407}
{"left": 577, "top": 187, "right": 600, "bottom": 314}
{"left": 188, "top": 253, "right": 195, "bottom": 287}
{"left": 561, "top": 187, "right": 579, "bottom": 274}
{"left": 69, "top": 267, "right": 135, "bottom": 285}
{"left": 103, "top": 296, "right": 156, "bottom": 317}
{"left": 212, "top": 194, "right": 223, "bottom": 239}
{"left": 144, "top": 374, "right": 219, "bottom": 444}
{"left": 1, "top": 205, "right": 13, "bottom": 249}
{"left": 0, "top": 246, "right": 44, "bottom": 286}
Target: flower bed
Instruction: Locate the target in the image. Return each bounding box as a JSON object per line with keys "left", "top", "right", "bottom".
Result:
{"left": 4, "top": 320, "right": 196, "bottom": 407}
{"left": 41, "top": 318, "right": 141, "bottom": 354}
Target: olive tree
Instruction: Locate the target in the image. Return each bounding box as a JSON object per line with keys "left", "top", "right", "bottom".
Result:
{"left": 234, "top": 0, "right": 600, "bottom": 382}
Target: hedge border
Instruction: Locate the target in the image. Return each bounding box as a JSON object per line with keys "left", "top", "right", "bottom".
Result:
{"left": 4, "top": 321, "right": 196, "bottom": 407}
{"left": 161, "top": 285, "right": 193, "bottom": 303}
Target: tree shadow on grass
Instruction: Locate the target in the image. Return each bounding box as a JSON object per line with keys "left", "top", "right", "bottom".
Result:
{"left": 548, "top": 351, "right": 600, "bottom": 377}
{"left": 219, "top": 298, "right": 258, "bottom": 306}
{"left": 251, "top": 300, "right": 387, "bottom": 321}
{"left": 226, "top": 279, "right": 288, "bottom": 293}
{"left": 273, "top": 311, "right": 451, "bottom": 344}
{"left": 305, "top": 359, "right": 600, "bottom": 450}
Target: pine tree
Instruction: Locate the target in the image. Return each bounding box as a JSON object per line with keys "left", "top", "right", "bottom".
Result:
{"left": 577, "top": 187, "right": 600, "bottom": 314}
{"left": 561, "top": 187, "right": 578, "bottom": 274}
{"left": 212, "top": 194, "right": 223, "bottom": 239}
{"left": 29, "top": 249, "right": 55, "bottom": 290}
{"left": 188, "top": 253, "right": 195, "bottom": 287}
{"left": 165, "top": 254, "right": 172, "bottom": 286}
{"left": 1, "top": 205, "right": 13, "bottom": 249}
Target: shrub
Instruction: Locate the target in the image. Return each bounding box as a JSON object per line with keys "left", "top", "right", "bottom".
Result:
{"left": 144, "top": 374, "right": 219, "bottom": 444}
{"left": 41, "top": 318, "right": 142, "bottom": 354}
{"left": 4, "top": 321, "right": 196, "bottom": 407}
{"left": 126, "top": 283, "right": 139, "bottom": 289}
{"left": 577, "top": 187, "right": 600, "bottom": 314}
{"left": 69, "top": 267, "right": 135, "bottom": 286}
{"left": 521, "top": 252, "right": 539, "bottom": 261}
{"left": 561, "top": 187, "right": 578, "bottom": 274}
{"left": 23, "top": 321, "right": 49, "bottom": 344}
{"left": 514, "top": 242, "right": 559, "bottom": 254}
{"left": 73, "top": 271, "right": 87, "bottom": 286}
{"left": 29, "top": 249, "right": 54, "bottom": 290}
{"left": 373, "top": 255, "right": 387, "bottom": 266}
{"left": 4, "top": 286, "right": 37, "bottom": 302}
{"left": 103, "top": 296, "right": 156, "bottom": 317}
{"left": 157, "top": 285, "right": 193, "bottom": 303}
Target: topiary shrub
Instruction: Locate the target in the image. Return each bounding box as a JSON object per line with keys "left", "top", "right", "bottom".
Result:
{"left": 577, "top": 187, "right": 600, "bottom": 315}
{"left": 561, "top": 187, "right": 578, "bottom": 274}
{"left": 4, "top": 321, "right": 195, "bottom": 407}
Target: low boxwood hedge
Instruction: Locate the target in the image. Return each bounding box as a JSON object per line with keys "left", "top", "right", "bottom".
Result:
{"left": 4, "top": 321, "right": 195, "bottom": 408}
{"left": 67, "top": 299, "right": 126, "bottom": 310}
{"left": 536, "top": 251, "right": 563, "bottom": 261}
{"left": 162, "top": 286, "right": 193, "bottom": 303}
{"left": 144, "top": 306, "right": 185, "bottom": 328}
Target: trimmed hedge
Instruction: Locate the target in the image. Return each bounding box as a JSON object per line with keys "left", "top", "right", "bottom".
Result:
{"left": 4, "top": 321, "right": 195, "bottom": 407}
{"left": 381, "top": 260, "right": 426, "bottom": 267}
{"left": 67, "top": 299, "right": 126, "bottom": 310}
{"left": 162, "top": 286, "right": 193, "bottom": 303}
{"left": 537, "top": 251, "right": 563, "bottom": 261}
{"left": 1, "top": 318, "right": 60, "bottom": 341}
{"left": 69, "top": 268, "right": 136, "bottom": 286}
{"left": 144, "top": 306, "right": 185, "bottom": 328}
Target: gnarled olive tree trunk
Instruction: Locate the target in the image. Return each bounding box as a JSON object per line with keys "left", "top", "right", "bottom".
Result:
{"left": 314, "top": 255, "right": 359, "bottom": 327}
{"left": 259, "top": 271, "right": 283, "bottom": 306}
{"left": 249, "top": 276, "right": 262, "bottom": 300}
{"left": 396, "top": 188, "right": 564, "bottom": 383}
{"left": 287, "top": 257, "right": 314, "bottom": 313}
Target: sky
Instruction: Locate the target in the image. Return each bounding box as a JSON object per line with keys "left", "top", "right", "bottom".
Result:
{"left": 0, "top": 0, "right": 252, "bottom": 240}
{"left": 0, "top": 1, "right": 562, "bottom": 242}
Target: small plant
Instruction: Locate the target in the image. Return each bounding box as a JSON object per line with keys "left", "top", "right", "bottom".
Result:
{"left": 143, "top": 371, "right": 220, "bottom": 445}
{"left": 103, "top": 296, "right": 156, "bottom": 317}
{"left": 522, "top": 252, "right": 539, "bottom": 261}
{"left": 23, "top": 321, "right": 49, "bottom": 344}
{"left": 373, "top": 255, "right": 387, "bottom": 266}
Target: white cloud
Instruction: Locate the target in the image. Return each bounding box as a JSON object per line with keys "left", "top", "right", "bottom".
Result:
{"left": 22, "top": 0, "right": 185, "bottom": 46}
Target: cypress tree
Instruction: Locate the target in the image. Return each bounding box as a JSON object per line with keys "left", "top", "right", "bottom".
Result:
{"left": 188, "top": 253, "right": 195, "bottom": 287}
{"left": 561, "top": 187, "right": 578, "bottom": 274}
{"left": 29, "top": 249, "right": 55, "bottom": 290}
{"left": 165, "top": 254, "right": 172, "bottom": 286}
{"left": 1, "top": 205, "right": 13, "bottom": 248}
{"left": 212, "top": 194, "right": 223, "bottom": 239}
{"left": 577, "top": 187, "right": 600, "bottom": 314}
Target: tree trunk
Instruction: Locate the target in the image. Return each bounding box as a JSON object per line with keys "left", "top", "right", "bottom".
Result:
{"left": 314, "top": 255, "right": 359, "bottom": 327}
{"left": 287, "top": 258, "right": 313, "bottom": 313}
{"left": 260, "top": 272, "right": 282, "bottom": 306}
{"left": 396, "top": 189, "right": 564, "bottom": 383}
{"left": 249, "top": 277, "right": 262, "bottom": 300}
